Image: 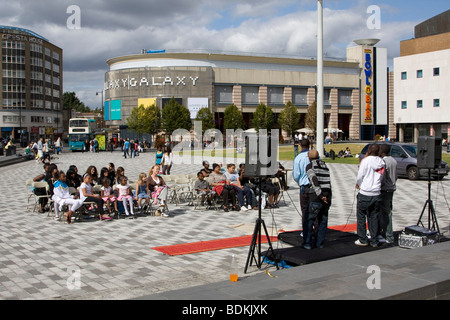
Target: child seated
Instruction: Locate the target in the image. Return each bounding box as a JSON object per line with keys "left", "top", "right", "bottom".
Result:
{"left": 135, "top": 173, "right": 150, "bottom": 210}
{"left": 100, "top": 177, "right": 118, "bottom": 214}
{"left": 194, "top": 172, "right": 215, "bottom": 206}
{"left": 116, "top": 175, "right": 135, "bottom": 218}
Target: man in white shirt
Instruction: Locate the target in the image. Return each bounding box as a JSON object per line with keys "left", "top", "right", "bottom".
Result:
{"left": 355, "top": 144, "right": 385, "bottom": 247}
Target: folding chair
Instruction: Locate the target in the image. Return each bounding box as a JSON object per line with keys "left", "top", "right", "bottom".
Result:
{"left": 272, "top": 177, "right": 286, "bottom": 206}
{"left": 31, "top": 181, "right": 52, "bottom": 214}
{"left": 26, "top": 180, "right": 36, "bottom": 211}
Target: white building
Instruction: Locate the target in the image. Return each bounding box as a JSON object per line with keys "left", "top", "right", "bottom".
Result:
{"left": 394, "top": 11, "right": 450, "bottom": 143}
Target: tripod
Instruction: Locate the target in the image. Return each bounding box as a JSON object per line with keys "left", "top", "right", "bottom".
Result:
{"left": 417, "top": 169, "right": 440, "bottom": 234}
{"left": 244, "top": 177, "right": 279, "bottom": 274}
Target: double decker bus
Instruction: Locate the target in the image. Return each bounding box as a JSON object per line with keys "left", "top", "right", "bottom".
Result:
{"left": 68, "top": 118, "right": 96, "bottom": 151}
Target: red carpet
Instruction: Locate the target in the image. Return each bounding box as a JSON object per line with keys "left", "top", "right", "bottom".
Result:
{"left": 151, "top": 235, "right": 279, "bottom": 256}
{"left": 151, "top": 223, "right": 357, "bottom": 256}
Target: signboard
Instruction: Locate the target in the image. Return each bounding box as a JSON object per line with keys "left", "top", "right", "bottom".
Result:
{"left": 110, "top": 100, "right": 121, "bottom": 120}
{"left": 363, "top": 49, "right": 373, "bottom": 124}
{"left": 138, "top": 98, "right": 156, "bottom": 108}
{"left": 188, "top": 98, "right": 208, "bottom": 119}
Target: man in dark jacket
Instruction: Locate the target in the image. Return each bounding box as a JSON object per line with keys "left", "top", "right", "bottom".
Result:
{"left": 304, "top": 150, "right": 332, "bottom": 249}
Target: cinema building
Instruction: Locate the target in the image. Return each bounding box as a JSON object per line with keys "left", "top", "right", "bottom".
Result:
{"left": 104, "top": 42, "right": 391, "bottom": 140}
{"left": 394, "top": 10, "right": 450, "bottom": 143}
{"left": 0, "top": 26, "right": 63, "bottom": 145}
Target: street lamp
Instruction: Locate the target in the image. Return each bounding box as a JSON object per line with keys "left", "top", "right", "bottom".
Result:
{"left": 316, "top": 0, "right": 324, "bottom": 158}
{"left": 96, "top": 90, "right": 104, "bottom": 128}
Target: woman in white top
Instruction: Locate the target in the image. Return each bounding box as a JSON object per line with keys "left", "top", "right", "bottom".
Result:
{"left": 52, "top": 171, "right": 83, "bottom": 223}
{"left": 80, "top": 174, "right": 111, "bottom": 220}
{"left": 162, "top": 146, "right": 173, "bottom": 175}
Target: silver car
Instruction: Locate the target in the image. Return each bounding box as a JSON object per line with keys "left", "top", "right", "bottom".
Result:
{"left": 359, "top": 142, "right": 449, "bottom": 180}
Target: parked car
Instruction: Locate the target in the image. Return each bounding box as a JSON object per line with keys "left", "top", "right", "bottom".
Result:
{"left": 359, "top": 142, "right": 449, "bottom": 180}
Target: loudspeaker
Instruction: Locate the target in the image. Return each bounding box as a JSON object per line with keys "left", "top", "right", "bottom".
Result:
{"left": 417, "top": 136, "right": 442, "bottom": 169}
{"left": 244, "top": 133, "right": 278, "bottom": 177}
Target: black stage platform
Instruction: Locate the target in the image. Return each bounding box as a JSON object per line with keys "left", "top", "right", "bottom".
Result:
{"left": 265, "top": 229, "right": 399, "bottom": 266}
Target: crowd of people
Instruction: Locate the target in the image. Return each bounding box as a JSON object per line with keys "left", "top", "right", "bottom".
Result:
{"left": 33, "top": 161, "right": 171, "bottom": 224}
{"left": 293, "top": 139, "right": 397, "bottom": 250}
{"left": 196, "top": 161, "right": 282, "bottom": 212}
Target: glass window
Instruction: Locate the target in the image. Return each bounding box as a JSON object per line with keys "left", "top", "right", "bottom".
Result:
{"left": 401, "top": 72, "right": 407, "bottom": 80}
{"left": 390, "top": 146, "right": 407, "bottom": 158}
{"left": 242, "top": 86, "right": 259, "bottom": 104}
{"left": 338, "top": 90, "right": 352, "bottom": 106}
{"left": 433, "top": 99, "right": 440, "bottom": 107}
{"left": 401, "top": 101, "right": 407, "bottom": 109}
{"left": 292, "top": 88, "right": 307, "bottom": 105}
{"left": 267, "top": 87, "right": 283, "bottom": 105}
{"left": 433, "top": 67, "right": 440, "bottom": 76}
{"left": 214, "top": 86, "right": 233, "bottom": 104}
{"left": 417, "top": 100, "right": 423, "bottom": 108}
{"left": 417, "top": 70, "right": 423, "bottom": 78}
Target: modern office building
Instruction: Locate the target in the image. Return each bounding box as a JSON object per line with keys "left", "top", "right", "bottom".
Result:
{"left": 394, "top": 10, "right": 449, "bottom": 143}
{"left": 104, "top": 43, "right": 391, "bottom": 140}
{"left": 0, "top": 26, "right": 63, "bottom": 144}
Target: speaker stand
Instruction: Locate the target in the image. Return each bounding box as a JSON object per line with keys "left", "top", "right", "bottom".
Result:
{"left": 244, "top": 178, "right": 279, "bottom": 274}
{"left": 417, "top": 169, "right": 440, "bottom": 234}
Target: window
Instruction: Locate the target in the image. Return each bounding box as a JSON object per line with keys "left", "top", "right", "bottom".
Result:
{"left": 292, "top": 88, "right": 307, "bottom": 105}
{"left": 338, "top": 90, "right": 352, "bottom": 106}
{"left": 417, "top": 100, "right": 423, "bottom": 108}
{"left": 401, "top": 72, "right": 407, "bottom": 80}
{"left": 214, "top": 86, "right": 233, "bottom": 104}
{"left": 433, "top": 99, "right": 440, "bottom": 107}
{"left": 391, "top": 146, "right": 407, "bottom": 158}
{"left": 401, "top": 101, "right": 407, "bottom": 109}
{"left": 267, "top": 87, "right": 283, "bottom": 105}
{"left": 433, "top": 67, "right": 440, "bottom": 76}
{"left": 241, "top": 86, "right": 259, "bottom": 104}
{"left": 417, "top": 70, "right": 423, "bottom": 78}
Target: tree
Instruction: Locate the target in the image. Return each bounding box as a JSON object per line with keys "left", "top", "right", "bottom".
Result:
{"left": 161, "top": 97, "right": 192, "bottom": 140}
{"left": 279, "top": 101, "right": 300, "bottom": 138}
{"left": 195, "top": 107, "right": 215, "bottom": 135}
{"left": 252, "top": 103, "right": 274, "bottom": 132}
{"left": 305, "top": 101, "right": 317, "bottom": 137}
{"left": 147, "top": 104, "right": 162, "bottom": 136}
{"left": 126, "top": 104, "right": 158, "bottom": 139}
{"left": 223, "top": 104, "right": 245, "bottom": 131}
{"left": 63, "top": 91, "right": 91, "bottom": 112}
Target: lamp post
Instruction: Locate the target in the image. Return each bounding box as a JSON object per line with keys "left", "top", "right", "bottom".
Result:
{"left": 316, "top": 0, "right": 324, "bottom": 157}
{"left": 96, "top": 90, "right": 104, "bottom": 128}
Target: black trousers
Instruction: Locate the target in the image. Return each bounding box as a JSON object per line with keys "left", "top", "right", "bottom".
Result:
{"left": 84, "top": 196, "right": 105, "bottom": 214}
{"left": 221, "top": 188, "right": 236, "bottom": 207}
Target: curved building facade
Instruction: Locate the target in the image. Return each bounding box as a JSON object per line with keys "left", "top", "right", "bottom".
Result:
{"left": 0, "top": 26, "right": 63, "bottom": 144}
{"left": 105, "top": 50, "right": 383, "bottom": 140}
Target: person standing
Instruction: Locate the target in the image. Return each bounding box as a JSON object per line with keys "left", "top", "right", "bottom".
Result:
{"left": 293, "top": 139, "right": 311, "bottom": 245}
{"left": 293, "top": 133, "right": 300, "bottom": 157}
{"left": 123, "top": 139, "right": 130, "bottom": 158}
{"left": 378, "top": 144, "right": 397, "bottom": 244}
{"left": 304, "top": 150, "right": 332, "bottom": 249}
{"left": 355, "top": 144, "right": 385, "bottom": 247}
{"left": 162, "top": 146, "right": 173, "bottom": 175}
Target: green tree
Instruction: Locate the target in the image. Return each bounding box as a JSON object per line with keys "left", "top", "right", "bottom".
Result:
{"left": 126, "top": 104, "right": 151, "bottom": 139}
{"left": 279, "top": 101, "right": 300, "bottom": 138}
{"left": 305, "top": 101, "right": 317, "bottom": 137}
{"left": 161, "top": 97, "right": 192, "bottom": 140}
{"left": 223, "top": 104, "right": 245, "bottom": 130}
{"left": 63, "top": 91, "right": 91, "bottom": 112}
{"left": 195, "top": 107, "right": 215, "bottom": 134}
{"left": 147, "top": 104, "right": 162, "bottom": 135}
{"left": 252, "top": 103, "right": 274, "bottom": 132}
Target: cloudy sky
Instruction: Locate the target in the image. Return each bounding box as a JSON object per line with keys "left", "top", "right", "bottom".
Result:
{"left": 0, "top": 0, "right": 448, "bottom": 109}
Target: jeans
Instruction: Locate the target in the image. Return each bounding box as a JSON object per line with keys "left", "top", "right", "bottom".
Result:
{"left": 305, "top": 201, "right": 329, "bottom": 247}
{"left": 378, "top": 191, "right": 394, "bottom": 243}
{"left": 299, "top": 188, "right": 310, "bottom": 243}
{"left": 234, "top": 186, "right": 252, "bottom": 207}
{"left": 294, "top": 146, "right": 299, "bottom": 157}
{"left": 356, "top": 193, "right": 380, "bottom": 246}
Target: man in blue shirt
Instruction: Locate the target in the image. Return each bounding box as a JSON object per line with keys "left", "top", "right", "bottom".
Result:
{"left": 293, "top": 138, "right": 311, "bottom": 246}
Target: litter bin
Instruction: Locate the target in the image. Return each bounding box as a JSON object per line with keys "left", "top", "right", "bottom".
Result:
{"left": 5, "top": 146, "right": 16, "bottom": 156}
{"left": 330, "top": 150, "right": 335, "bottom": 160}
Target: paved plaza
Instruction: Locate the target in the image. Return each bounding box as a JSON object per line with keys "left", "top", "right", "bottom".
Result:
{"left": 0, "top": 149, "right": 449, "bottom": 300}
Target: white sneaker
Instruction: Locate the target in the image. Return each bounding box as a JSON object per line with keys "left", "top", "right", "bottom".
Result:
{"left": 241, "top": 206, "right": 248, "bottom": 211}
{"left": 354, "top": 239, "right": 368, "bottom": 246}
{"left": 247, "top": 205, "right": 252, "bottom": 210}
